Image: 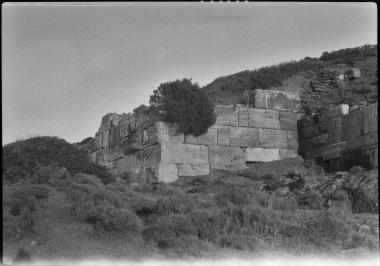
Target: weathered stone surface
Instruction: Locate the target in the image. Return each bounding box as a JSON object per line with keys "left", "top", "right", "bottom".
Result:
{"left": 258, "top": 129, "right": 287, "bottom": 149}
{"left": 287, "top": 131, "right": 299, "bottom": 151}
{"left": 305, "top": 141, "right": 347, "bottom": 159}
{"left": 322, "top": 151, "right": 341, "bottom": 161}
{"left": 214, "top": 105, "right": 238, "bottom": 126}
{"left": 177, "top": 163, "right": 210, "bottom": 176}
{"left": 319, "top": 104, "right": 349, "bottom": 122}
{"left": 158, "top": 163, "right": 178, "bottom": 183}
{"left": 279, "top": 111, "right": 297, "bottom": 130}
{"left": 156, "top": 121, "right": 184, "bottom": 143}
{"left": 161, "top": 142, "right": 208, "bottom": 164}
{"left": 248, "top": 109, "right": 280, "bottom": 129}
{"left": 346, "top": 131, "right": 378, "bottom": 151}
{"left": 328, "top": 116, "right": 343, "bottom": 144}
{"left": 363, "top": 103, "right": 378, "bottom": 134}
{"left": 246, "top": 148, "right": 280, "bottom": 162}
{"left": 229, "top": 127, "right": 260, "bottom": 147}
{"left": 195, "top": 126, "right": 217, "bottom": 145}
{"left": 279, "top": 149, "right": 298, "bottom": 159}
{"left": 209, "top": 145, "right": 246, "bottom": 171}
{"left": 238, "top": 107, "right": 249, "bottom": 127}
{"left": 184, "top": 134, "right": 197, "bottom": 144}
{"left": 311, "top": 133, "right": 329, "bottom": 148}
{"left": 254, "top": 89, "right": 301, "bottom": 112}
{"left": 216, "top": 126, "right": 230, "bottom": 145}
{"left": 342, "top": 110, "right": 364, "bottom": 140}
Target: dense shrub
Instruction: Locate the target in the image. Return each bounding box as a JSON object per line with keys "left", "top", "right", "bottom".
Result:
{"left": 72, "top": 173, "right": 103, "bottom": 187}
{"left": 2, "top": 136, "right": 114, "bottom": 184}
{"left": 31, "top": 164, "right": 71, "bottom": 184}
{"left": 149, "top": 78, "right": 216, "bottom": 136}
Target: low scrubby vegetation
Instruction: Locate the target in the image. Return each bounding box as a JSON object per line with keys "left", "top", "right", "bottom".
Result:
{"left": 2, "top": 136, "right": 114, "bottom": 184}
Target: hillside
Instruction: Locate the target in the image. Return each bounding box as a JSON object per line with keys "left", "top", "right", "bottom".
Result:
{"left": 203, "top": 45, "right": 378, "bottom": 114}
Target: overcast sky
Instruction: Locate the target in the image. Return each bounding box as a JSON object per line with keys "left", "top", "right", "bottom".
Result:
{"left": 2, "top": 2, "right": 377, "bottom": 145}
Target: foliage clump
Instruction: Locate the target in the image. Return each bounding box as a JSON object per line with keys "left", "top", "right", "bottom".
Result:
{"left": 150, "top": 78, "right": 216, "bottom": 136}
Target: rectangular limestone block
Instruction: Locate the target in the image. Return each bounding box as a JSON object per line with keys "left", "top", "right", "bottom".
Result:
{"left": 238, "top": 107, "right": 249, "bottom": 127}
{"left": 253, "top": 89, "right": 300, "bottom": 112}
{"left": 279, "top": 111, "right": 298, "bottom": 130}
{"left": 216, "top": 126, "right": 230, "bottom": 145}
{"left": 161, "top": 142, "right": 208, "bottom": 164}
{"left": 305, "top": 141, "right": 347, "bottom": 159}
{"left": 342, "top": 110, "right": 363, "bottom": 140}
{"left": 246, "top": 148, "right": 280, "bottom": 162}
{"left": 229, "top": 127, "right": 260, "bottom": 147}
{"left": 279, "top": 149, "right": 298, "bottom": 159}
{"left": 185, "top": 134, "right": 197, "bottom": 144}
{"left": 363, "top": 103, "right": 378, "bottom": 134}
{"left": 177, "top": 163, "right": 210, "bottom": 176}
{"left": 209, "top": 145, "right": 246, "bottom": 171}
{"left": 287, "top": 131, "right": 299, "bottom": 151}
{"left": 248, "top": 109, "right": 280, "bottom": 129}
{"left": 215, "top": 105, "right": 239, "bottom": 126}
{"left": 158, "top": 163, "right": 178, "bottom": 183}
{"left": 156, "top": 121, "right": 184, "bottom": 143}
{"left": 258, "top": 129, "right": 287, "bottom": 149}
{"left": 346, "top": 131, "right": 378, "bottom": 151}
{"left": 311, "top": 134, "right": 329, "bottom": 148}
{"left": 195, "top": 126, "right": 217, "bottom": 145}
{"left": 328, "top": 116, "right": 343, "bottom": 144}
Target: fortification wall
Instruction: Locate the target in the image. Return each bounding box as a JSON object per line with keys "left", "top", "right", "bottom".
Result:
{"left": 88, "top": 89, "right": 301, "bottom": 184}
{"left": 298, "top": 102, "right": 378, "bottom": 172}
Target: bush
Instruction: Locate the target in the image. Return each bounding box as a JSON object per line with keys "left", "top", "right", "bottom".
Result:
{"left": 149, "top": 78, "right": 216, "bottom": 136}
{"left": 31, "top": 164, "right": 71, "bottom": 184}
{"left": 2, "top": 136, "right": 115, "bottom": 184}
{"left": 72, "top": 173, "right": 103, "bottom": 187}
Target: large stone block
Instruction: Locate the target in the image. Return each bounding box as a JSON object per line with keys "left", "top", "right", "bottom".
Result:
{"left": 258, "top": 129, "right": 287, "bottom": 149}
{"left": 229, "top": 127, "right": 260, "bottom": 147}
{"left": 346, "top": 131, "right": 378, "bottom": 151}
{"left": 156, "top": 121, "right": 184, "bottom": 143}
{"left": 246, "top": 148, "right": 280, "bottom": 162}
{"left": 161, "top": 142, "right": 208, "bottom": 164}
{"left": 248, "top": 109, "right": 280, "bottom": 129}
{"left": 305, "top": 141, "right": 347, "bottom": 159}
{"left": 186, "top": 126, "right": 217, "bottom": 146}
{"left": 158, "top": 163, "right": 178, "bottom": 183}
{"left": 279, "top": 149, "right": 299, "bottom": 159}
{"left": 209, "top": 145, "right": 246, "bottom": 171}
{"left": 311, "top": 134, "right": 329, "bottom": 148}
{"left": 328, "top": 116, "right": 343, "bottom": 144}
{"left": 216, "top": 126, "right": 230, "bottom": 145}
{"left": 238, "top": 107, "right": 249, "bottom": 127}
{"left": 177, "top": 163, "right": 210, "bottom": 176}
{"left": 253, "top": 89, "right": 301, "bottom": 112}
{"left": 342, "top": 110, "right": 363, "bottom": 140}
{"left": 287, "top": 131, "right": 299, "bottom": 151}
{"left": 214, "top": 105, "right": 239, "bottom": 126}
{"left": 279, "top": 111, "right": 297, "bottom": 130}
{"left": 363, "top": 103, "right": 378, "bottom": 134}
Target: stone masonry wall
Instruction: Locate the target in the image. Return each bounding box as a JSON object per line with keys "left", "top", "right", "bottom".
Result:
{"left": 298, "top": 102, "right": 378, "bottom": 172}
{"left": 88, "top": 89, "right": 301, "bottom": 184}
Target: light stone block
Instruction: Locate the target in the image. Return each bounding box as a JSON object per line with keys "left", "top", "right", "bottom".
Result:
{"left": 215, "top": 105, "right": 239, "bottom": 126}
{"left": 248, "top": 109, "right": 280, "bottom": 129}
{"left": 253, "top": 89, "right": 301, "bottom": 112}
{"left": 158, "top": 163, "right": 178, "bottom": 183}
{"left": 363, "top": 103, "right": 378, "bottom": 134}
{"left": 156, "top": 121, "right": 184, "bottom": 143}
{"left": 246, "top": 148, "right": 280, "bottom": 162}
{"left": 259, "top": 129, "right": 288, "bottom": 149}
{"left": 209, "top": 145, "right": 246, "bottom": 171}
{"left": 279, "top": 149, "right": 299, "bottom": 159}
{"left": 229, "top": 127, "right": 260, "bottom": 147}
{"left": 177, "top": 163, "right": 210, "bottom": 176}
{"left": 238, "top": 107, "right": 249, "bottom": 127}
{"left": 216, "top": 126, "right": 231, "bottom": 145}
{"left": 195, "top": 126, "right": 217, "bottom": 145}
{"left": 160, "top": 142, "right": 208, "bottom": 164}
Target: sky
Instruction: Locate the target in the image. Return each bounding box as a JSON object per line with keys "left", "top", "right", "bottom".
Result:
{"left": 2, "top": 2, "right": 377, "bottom": 145}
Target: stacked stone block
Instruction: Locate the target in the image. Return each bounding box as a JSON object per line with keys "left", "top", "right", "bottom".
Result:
{"left": 88, "top": 89, "right": 301, "bottom": 183}
{"left": 298, "top": 103, "right": 378, "bottom": 172}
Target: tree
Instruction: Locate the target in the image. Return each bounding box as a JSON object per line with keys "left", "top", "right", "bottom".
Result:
{"left": 149, "top": 78, "right": 216, "bottom": 136}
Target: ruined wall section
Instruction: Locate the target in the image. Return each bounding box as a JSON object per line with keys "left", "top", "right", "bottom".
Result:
{"left": 298, "top": 102, "right": 378, "bottom": 172}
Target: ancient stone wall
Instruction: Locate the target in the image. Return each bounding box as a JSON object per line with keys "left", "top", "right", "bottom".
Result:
{"left": 298, "top": 102, "right": 378, "bottom": 172}
{"left": 88, "top": 89, "right": 301, "bottom": 183}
